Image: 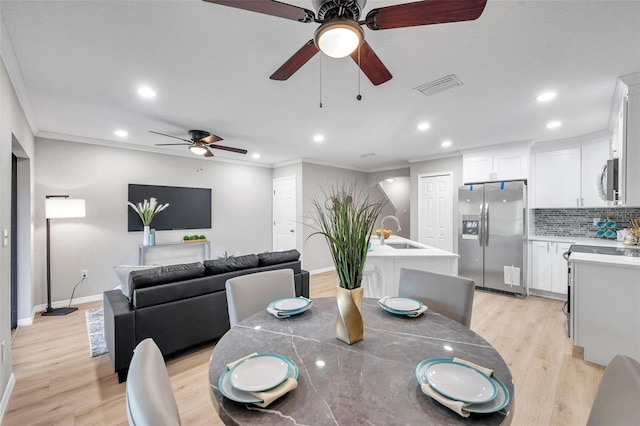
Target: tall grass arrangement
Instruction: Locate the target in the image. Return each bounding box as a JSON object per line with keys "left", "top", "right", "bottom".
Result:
{"left": 127, "top": 198, "right": 169, "bottom": 226}
{"left": 309, "top": 183, "right": 386, "bottom": 290}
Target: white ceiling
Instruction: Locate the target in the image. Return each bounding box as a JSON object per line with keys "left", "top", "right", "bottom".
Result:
{"left": 1, "top": 0, "right": 639, "bottom": 171}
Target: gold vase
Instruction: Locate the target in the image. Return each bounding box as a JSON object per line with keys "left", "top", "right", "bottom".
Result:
{"left": 336, "top": 286, "right": 364, "bottom": 344}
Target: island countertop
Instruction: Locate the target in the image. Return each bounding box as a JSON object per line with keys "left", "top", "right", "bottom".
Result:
{"left": 367, "top": 235, "right": 459, "bottom": 259}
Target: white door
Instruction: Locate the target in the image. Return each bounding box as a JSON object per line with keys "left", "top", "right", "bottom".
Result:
{"left": 418, "top": 173, "right": 453, "bottom": 251}
{"left": 273, "top": 176, "right": 297, "bottom": 251}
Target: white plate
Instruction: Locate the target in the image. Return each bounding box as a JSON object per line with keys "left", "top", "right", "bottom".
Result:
{"left": 273, "top": 297, "right": 310, "bottom": 311}
{"left": 425, "top": 361, "right": 497, "bottom": 404}
{"left": 229, "top": 353, "right": 290, "bottom": 392}
{"left": 219, "top": 355, "right": 298, "bottom": 404}
{"left": 381, "top": 297, "right": 422, "bottom": 312}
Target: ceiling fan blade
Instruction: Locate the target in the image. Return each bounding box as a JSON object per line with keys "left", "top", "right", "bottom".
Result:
{"left": 154, "top": 143, "right": 192, "bottom": 146}
{"left": 201, "top": 134, "right": 224, "bottom": 144}
{"left": 350, "top": 41, "right": 392, "bottom": 86}
{"left": 270, "top": 40, "right": 319, "bottom": 81}
{"left": 203, "top": 148, "right": 214, "bottom": 158}
{"left": 365, "top": 0, "right": 488, "bottom": 30}
{"left": 208, "top": 144, "right": 248, "bottom": 154}
{"left": 202, "top": 0, "right": 314, "bottom": 23}
{"left": 149, "top": 130, "right": 192, "bottom": 143}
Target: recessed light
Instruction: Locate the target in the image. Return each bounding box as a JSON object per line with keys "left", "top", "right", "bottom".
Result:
{"left": 441, "top": 140, "right": 452, "bottom": 147}
{"left": 417, "top": 122, "right": 430, "bottom": 131}
{"left": 535, "top": 91, "right": 557, "bottom": 102}
{"left": 252, "top": 153, "right": 260, "bottom": 159}
{"left": 114, "top": 129, "right": 128, "bottom": 138}
{"left": 385, "top": 178, "right": 395, "bottom": 183}
{"left": 313, "top": 134, "right": 325, "bottom": 142}
{"left": 137, "top": 86, "right": 156, "bottom": 99}
{"left": 546, "top": 121, "right": 562, "bottom": 129}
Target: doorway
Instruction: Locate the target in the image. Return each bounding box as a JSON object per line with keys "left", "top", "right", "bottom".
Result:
{"left": 418, "top": 172, "right": 453, "bottom": 251}
{"left": 11, "top": 154, "right": 18, "bottom": 329}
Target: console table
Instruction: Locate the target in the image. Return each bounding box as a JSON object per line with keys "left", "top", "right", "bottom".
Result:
{"left": 138, "top": 241, "right": 211, "bottom": 265}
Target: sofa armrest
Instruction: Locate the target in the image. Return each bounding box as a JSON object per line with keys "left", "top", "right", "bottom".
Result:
{"left": 103, "top": 290, "right": 135, "bottom": 382}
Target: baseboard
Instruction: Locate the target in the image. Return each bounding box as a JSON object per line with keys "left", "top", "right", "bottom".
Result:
{"left": 309, "top": 266, "right": 335, "bottom": 275}
{"left": 19, "top": 293, "right": 105, "bottom": 326}
{"left": 0, "top": 373, "right": 16, "bottom": 424}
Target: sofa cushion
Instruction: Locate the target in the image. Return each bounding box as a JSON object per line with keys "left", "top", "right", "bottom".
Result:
{"left": 129, "top": 262, "right": 205, "bottom": 293}
{"left": 113, "top": 265, "right": 156, "bottom": 299}
{"left": 258, "top": 249, "right": 301, "bottom": 267}
{"left": 204, "top": 254, "right": 259, "bottom": 276}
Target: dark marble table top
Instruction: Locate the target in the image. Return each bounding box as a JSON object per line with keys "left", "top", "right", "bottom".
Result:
{"left": 209, "top": 297, "right": 513, "bottom": 425}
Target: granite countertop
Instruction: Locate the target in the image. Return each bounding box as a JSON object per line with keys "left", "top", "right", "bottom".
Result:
{"left": 367, "top": 235, "right": 459, "bottom": 258}
{"left": 209, "top": 298, "right": 513, "bottom": 425}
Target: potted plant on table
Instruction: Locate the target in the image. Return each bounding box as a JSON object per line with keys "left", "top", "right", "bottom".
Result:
{"left": 309, "top": 183, "right": 386, "bottom": 344}
{"left": 128, "top": 198, "right": 169, "bottom": 246}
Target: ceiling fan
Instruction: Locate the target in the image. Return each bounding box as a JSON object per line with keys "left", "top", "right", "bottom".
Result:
{"left": 150, "top": 129, "right": 248, "bottom": 157}
{"left": 202, "top": 0, "right": 488, "bottom": 86}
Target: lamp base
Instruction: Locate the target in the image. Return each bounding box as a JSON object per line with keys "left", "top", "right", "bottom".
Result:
{"left": 42, "top": 307, "right": 78, "bottom": 316}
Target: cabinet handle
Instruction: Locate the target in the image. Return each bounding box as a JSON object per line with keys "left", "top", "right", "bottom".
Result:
{"left": 547, "top": 242, "right": 550, "bottom": 252}
{"left": 576, "top": 197, "right": 580, "bottom": 207}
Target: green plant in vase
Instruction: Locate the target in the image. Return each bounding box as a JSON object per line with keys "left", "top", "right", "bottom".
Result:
{"left": 309, "top": 183, "right": 386, "bottom": 344}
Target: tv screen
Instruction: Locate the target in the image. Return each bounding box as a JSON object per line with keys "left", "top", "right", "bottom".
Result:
{"left": 128, "top": 184, "right": 212, "bottom": 231}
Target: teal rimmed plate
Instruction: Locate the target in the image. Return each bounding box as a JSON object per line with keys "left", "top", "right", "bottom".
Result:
{"left": 229, "top": 353, "right": 290, "bottom": 392}
{"left": 424, "top": 360, "right": 497, "bottom": 404}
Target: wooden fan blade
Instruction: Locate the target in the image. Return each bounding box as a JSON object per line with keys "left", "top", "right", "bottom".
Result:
{"left": 365, "top": 0, "right": 487, "bottom": 30}
{"left": 154, "top": 143, "right": 191, "bottom": 146}
{"left": 149, "top": 130, "right": 191, "bottom": 143}
{"left": 202, "top": 0, "right": 314, "bottom": 23}
{"left": 208, "top": 144, "right": 248, "bottom": 155}
{"left": 349, "top": 41, "right": 392, "bottom": 86}
{"left": 203, "top": 148, "right": 214, "bottom": 158}
{"left": 201, "top": 134, "right": 224, "bottom": 144}
{"left": 270, "top": 40, "right": 319, "bottom": 81}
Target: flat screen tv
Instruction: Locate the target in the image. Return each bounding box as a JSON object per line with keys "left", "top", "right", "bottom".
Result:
{"left": 128, "top": 184, "right": 212, "bottom": 231}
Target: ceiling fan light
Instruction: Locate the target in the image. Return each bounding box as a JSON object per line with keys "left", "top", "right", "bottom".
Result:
{"left": 189, "top": 144, "right": 208, "bottom": 156}
{"left": 314, "top": 19, "right": 363, "bottom": 58}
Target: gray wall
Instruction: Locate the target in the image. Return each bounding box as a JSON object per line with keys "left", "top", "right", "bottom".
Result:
{"left": 410, "top": 155, "right": 464, "bottom": 253}
{"left": 34, "top": 138, "right": 274, "bottom": 306}
{"left": 0, "top": 46, "right": 36, "bottom": 412}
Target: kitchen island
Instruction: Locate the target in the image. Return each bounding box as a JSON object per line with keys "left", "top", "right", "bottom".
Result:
{"left": 363, "top": 235, "right": 459, "bottom": 298}
{"left": 569, "top": 245, "right": 640, "bottom": 366}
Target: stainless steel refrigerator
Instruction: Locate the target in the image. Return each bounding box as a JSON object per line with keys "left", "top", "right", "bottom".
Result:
{"left": 458, "top": 180, "right": 527, "bottom": 296}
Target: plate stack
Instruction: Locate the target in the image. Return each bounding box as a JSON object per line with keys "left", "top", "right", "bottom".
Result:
{"left": 267, "top": 297, "right": 313, "bottom": 318}
{"left": 415, "top": 358, "right": 510, "bottom": 415}
{"left": 378, "top": 296, "right": 427, "bottom": 317}
{"left": 218, "top": 353, "right": 299, "bottom": 405}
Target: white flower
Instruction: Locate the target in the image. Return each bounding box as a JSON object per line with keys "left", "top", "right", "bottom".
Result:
{"left": 128, "top": 197, "right": 169, "bottom": 226}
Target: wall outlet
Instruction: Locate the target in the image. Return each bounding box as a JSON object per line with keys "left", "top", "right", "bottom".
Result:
{"left": 81, "top": 270, "right": 88, "bottom": 279}
{"left": 593, "top": 218, "right": 600, "bottom": 226}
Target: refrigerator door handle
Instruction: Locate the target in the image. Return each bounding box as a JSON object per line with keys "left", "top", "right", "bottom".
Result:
{"left": 478, "top": 204, "right": 484, "bottom": 247}
{"left": 484, "top": 203, "right": 490, "bottom": 246}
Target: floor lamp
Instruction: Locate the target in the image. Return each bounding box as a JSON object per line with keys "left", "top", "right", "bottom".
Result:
{"left": 42, "top": 195, "right": 86, "bottom": 316}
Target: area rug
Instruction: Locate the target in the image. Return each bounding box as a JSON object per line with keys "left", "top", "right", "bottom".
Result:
{"left": 85, "top": 308, "right": 108, "bottom": 357}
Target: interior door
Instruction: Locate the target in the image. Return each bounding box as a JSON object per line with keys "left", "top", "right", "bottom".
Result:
{"left": 418, "top": 173, "right": 452, "bottom": 251}
{"left": 273, "top": 176, "right": 296, "bottom": 251}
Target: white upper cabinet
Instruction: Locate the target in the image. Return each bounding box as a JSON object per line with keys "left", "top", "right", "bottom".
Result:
{"left": 463, "top": 145, "right": 529, "bottom": 183}
{"left": 534, "top": 148, "right": 581, "bottom": 208}
{"left": 533, "top": 139, "right": 609, "bottom": 208}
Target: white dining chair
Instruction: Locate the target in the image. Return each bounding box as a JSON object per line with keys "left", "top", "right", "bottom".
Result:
{"left": 125, "top": 338, "right": 181, "bottom": 426}
{"left": 398, "top": 268, "right": 475, "bottom": 327}
{"left": 586, "top": 354, "right": 640, "bottom": 425}
{"left": 225, "top": 269, "right": 296, "bottom": 327}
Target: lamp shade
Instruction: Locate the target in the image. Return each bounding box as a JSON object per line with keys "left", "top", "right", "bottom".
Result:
{"left": 45, "top": 198, "right": 86, "bottom": 219}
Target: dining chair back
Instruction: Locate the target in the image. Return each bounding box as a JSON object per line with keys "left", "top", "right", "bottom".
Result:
{"left": 125, "top": 338, "right": 181, "bottom": 426}
{"left": 586, "top": 354, "right": 640, "bottom": 425}
{"left": 398, "top": 268, "right": 475, "bottom": 327}
{"left": 226, "top": 268, "right": 296, "bottom": 327}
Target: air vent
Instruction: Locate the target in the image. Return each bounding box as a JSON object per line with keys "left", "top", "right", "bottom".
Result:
{"left": 414, "top": 74, "right": 463, "bottom": 96}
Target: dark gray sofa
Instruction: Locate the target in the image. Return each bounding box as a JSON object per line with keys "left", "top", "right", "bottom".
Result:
{"left": 103, "top": 250, "right": 309, "bottom": 382}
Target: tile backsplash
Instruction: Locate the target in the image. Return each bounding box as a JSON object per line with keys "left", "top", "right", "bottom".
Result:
{"left": 533, "top": 208, "right": 640, "bottom": 238}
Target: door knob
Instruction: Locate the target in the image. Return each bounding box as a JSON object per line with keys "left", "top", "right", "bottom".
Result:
{"left": 290, "top": 229, "right": 294, "bottom": 233}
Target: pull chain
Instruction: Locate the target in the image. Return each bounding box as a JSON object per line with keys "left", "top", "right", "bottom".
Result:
{"left": 356, "top": 45, "right": 362, "bottom": 101}
{"left": 319, "top": 54, "right": 323, "bottom": 108}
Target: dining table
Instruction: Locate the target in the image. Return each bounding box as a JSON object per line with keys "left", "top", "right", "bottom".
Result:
{"left": 208, "top": 297, "right": 514, "bottom": 425}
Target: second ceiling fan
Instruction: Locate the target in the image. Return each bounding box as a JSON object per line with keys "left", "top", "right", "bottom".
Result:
{"left": 203, "top": 0, "right": 488, "bottom": 86}
{"left": 150, "top": 130, "right": 248, "bottom": 157}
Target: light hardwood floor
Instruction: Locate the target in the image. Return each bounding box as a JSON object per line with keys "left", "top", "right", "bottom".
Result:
{"left": 4, "top": 272, "right": 604, "bottom": 425}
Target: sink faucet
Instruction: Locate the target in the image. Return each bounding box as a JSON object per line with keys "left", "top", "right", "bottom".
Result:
{"left": 380, "top": 215, "right": 401, "bottom": 245}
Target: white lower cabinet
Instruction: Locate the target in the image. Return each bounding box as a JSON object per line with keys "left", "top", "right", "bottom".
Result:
{"left": 531, "top": 241, "right": 573, "bottom": 295}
